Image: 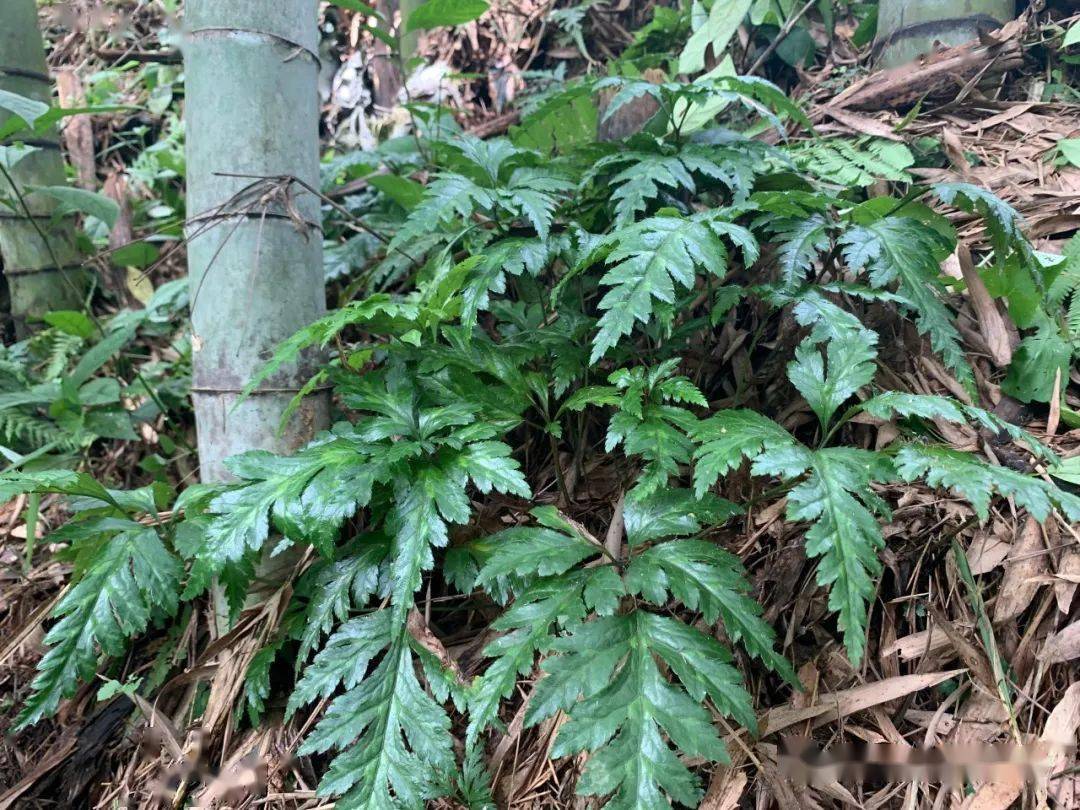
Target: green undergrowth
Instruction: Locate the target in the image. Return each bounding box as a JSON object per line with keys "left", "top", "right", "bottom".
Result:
{"left": 5, "top": 70, "right": 1080, "bottom": 810}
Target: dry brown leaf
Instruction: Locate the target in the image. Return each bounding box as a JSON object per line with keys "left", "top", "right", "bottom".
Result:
{"left": 700, "top": 769, "right": 747, "bottom": 810}
{"left": 960, "top": 776, "right": 1024, "bottom": 810}
{"left": 958, "top": 244, "right": 1014, "bottom": 367}
{"left": 407, "top": 609, "right": 464, "bottom": 684}
{"left": 1042, "top": 681, "right": 1080, "bottom": 745}
{"left": 968, "top": 530, "right": 1012, "bottom": 575}
{"left": 1047, "top": 368, "right": 1062, "bottom": 437}
{"left": 929, "top": 608, "right": 996, "bottom": 692}
{"left": 55, "top": 69, "right": 96, "bottom": 190}
{"left": 964, "top": 102, "right": 1037, "bottom": 132}
{"left": 993, "top": 516, "right": 1046, "bottom": 624}
{"left": 951, "top": 691, "right": 1010, "bottom": 745}
{"left": 761, "top": 670, "right": 964, "bottom": 736}
{"left": 905, "top": 709, "right": 1000, "bottom": 737}
{"left": 823, "top": 107, "right": 903, "bottom": 141}
{"left": 1039, "top": 620, "right": 1080, "bottom": 664}
{"left": 1040, "top": 684, "right": 1080, "bottom": 810}
{"left": 943, "top": 127, "right": 973, "bottom": 176}
{"left": 879, "top": 626, "right": 953, "bottom": 662}
{"left": 1054, "top": 541, "right": 1080, "bottom": 614}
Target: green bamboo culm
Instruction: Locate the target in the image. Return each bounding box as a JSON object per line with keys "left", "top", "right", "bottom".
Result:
{"left": 400, "top": 0, "right": 426, "bottom": 70}
{"left": 183, "top": 0, "right": 330, "bottom": 484}
{"left": 875, "top": 0, "right": 1015, "bottom": 67}
{"left": 0, "top": 0, "right": 91, "bottom": 336}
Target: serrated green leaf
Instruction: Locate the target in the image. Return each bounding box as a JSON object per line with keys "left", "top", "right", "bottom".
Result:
{"left": 288, "top": 611, "right": 392, "bottom": 717}
{"left": 298, "top": 538, "right": 389, "bottom": 661}
{"left": 591, "top": 212, "right": 757, "bottom": 362}
{"left": 895, "top": 444, "right": 1080, "bottom": 523}
{"left": 690, "top": 409, "right": 796, "bottom": 497}
{"left": 468, "top": 573, "right": 590, "bottom": 742}
{"left": 626, "top": 539, "right": 795, "bottom": 681}
{"left": 475, "top": 523, "right": 598, "bottom": 588}
{"left": 787, "top": 333, "right": 877, "bottom": 429}
{"left": 535, "top": 612, "right": 740, "bottom": 809}
{"left": 841, "top": 216, "right": 972, "bottom": 391}
{"left": 1002, "top": 323, "right": 1071, "bottom": 404}
{"left": 860, "top": 391, "right": 966, "bottom": 423}
{"left": 301, "top": 638, "right": 455, "bottom": 808}
{"left": 623, "top": 488, "right": 740, "bottom": 546}
{"left": 458, "top": 440, "right": 531, "bottom": 497}
{"left": 768, "top": 447, "right": 891, "bottom": 665}
{"left": 18, "top": 526, "right": 181, "bottom": 727}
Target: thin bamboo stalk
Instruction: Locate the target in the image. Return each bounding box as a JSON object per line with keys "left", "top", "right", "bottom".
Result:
{"left": 0, "top": 0, "right": 90, "bottom": 335}
{"left": 400, "top": 0, "right": 426, "bottom": 70}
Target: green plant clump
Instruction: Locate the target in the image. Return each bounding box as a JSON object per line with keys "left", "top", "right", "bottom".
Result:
{"left": 5, "top": 71, "right": 1079, "bottom": 810}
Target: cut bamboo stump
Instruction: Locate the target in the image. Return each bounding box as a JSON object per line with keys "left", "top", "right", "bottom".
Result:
{"left": 831, "top": 16, "right": 1025, "bottom": 111}
{"left": 875, "top": 0, "right": 1015, "bottom": 68}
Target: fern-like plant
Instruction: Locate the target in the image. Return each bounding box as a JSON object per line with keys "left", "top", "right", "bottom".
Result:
{"left": 7, "top": 63, "right": 1080, "bottom": 810}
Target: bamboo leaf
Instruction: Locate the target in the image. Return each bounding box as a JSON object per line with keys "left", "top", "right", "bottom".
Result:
{"left": 405, "top": 0, "right": 489, "bottom": 32}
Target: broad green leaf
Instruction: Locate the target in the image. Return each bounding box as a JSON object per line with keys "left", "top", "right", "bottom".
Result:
{"left": 0, "top": 88, "right": 49, "bottom": 127}
{"left": 67, "top": 326, "right": 134, "bottom": 389}
{"left": 405, "top": 0, "right": 488, "bottom": 32}
{"left": 368, "top": 173, "right": 425, "bottom": 209}
{"left": 43, "top": 310, "right": 94, "bottom": 339}
{"left": 110, "top": 241, "right": 160, "bottom": 269}
{"left": 860, "top": 391, "right": 965, "bottom": 423}
{"left": 679, "top": 0, "right": 754, "bottom": 74}
{"left": 1050, "top": 455, "right": 1080, "bottom": 486}
{"left": 0, "top": 469, "right": 115, "bottom": 506}
{"left": 1058, "top": 139, "right": 1080, "bottom": 168}
{"left": 34, "top": 185, "right": 120, "bottom": 228}
{"left": 1066, "top": 21, "right": 1080, "bottom": 48}
{"left": 329, "top": 0, "right": 381, "bottom": 17}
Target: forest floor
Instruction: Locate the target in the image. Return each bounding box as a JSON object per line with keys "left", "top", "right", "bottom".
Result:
{"left": 3, "top": 2, "right": 1080, "bottom": 809}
